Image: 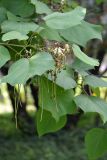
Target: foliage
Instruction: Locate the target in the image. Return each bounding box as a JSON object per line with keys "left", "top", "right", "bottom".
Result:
{"left": 0, "top": 0, "right": 107, "bottom": 159}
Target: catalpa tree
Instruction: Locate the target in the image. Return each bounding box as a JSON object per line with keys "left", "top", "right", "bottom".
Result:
{"left": 0, "top": 0, "right": 107, "bottom": 159}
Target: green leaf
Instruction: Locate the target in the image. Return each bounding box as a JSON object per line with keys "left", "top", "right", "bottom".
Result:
{"left": 85, "top": 128, "right": 107, "bottom": 159}
{"left": 1, "top": 21, "right": 39, "bottom": 34}
{"left": 40, "top": 25, "right": 63, "bottom": 41}
{"left": 29, "top": 52, "right": 55, "bottom": 78}
{"left": 71, "top": 58, "right": 94, "bottom": 71}
{"left": 72, "top": 44, "right": 99, "bottom": 66}
{"left": 31, "top": 0, "right": 52, "bottom": 14}
{"left": 0, "top": 45, "right": 10, "bottom": 68}
{"left": 6, "top": 11, "right": 24, "bottom": 21}
{"left": 84, "top": 75, "right": 107, "bottom": 88}
{"left": 0, "top": 7, "right": 6, "bottom": 24}
{"left": 36, "top": 109, "right": 67, "bottom": 136}
{"left": 2, "top": 31, "right": 28, "bottom": 41}
{"left": 39, "top": 77, "right": 76, "bottom": 121}
{"left": 1, "top": 58, "right": 29, "bottom": 85}
{"left": 48, "top": 69, "right": 76, "bottom": 89}
{"left": 60, "top": 21, "right": 102, "bottom": 47}
{"left": 74, "top": 95, "right": 107, "bottom": 123}
{"left": 0, "top": 0, "right": 35, "bottom": 17}
{"left": 43, "top": 6, "right": 86, "bottom": 29}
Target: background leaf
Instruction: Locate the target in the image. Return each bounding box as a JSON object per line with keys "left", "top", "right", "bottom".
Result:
{"left": 85, "top": 128, "right": 107, "bottom": 160}
{"left": 84, "top": 75, "right": 107, "bottom": 88}
{"left": 0, "top": 0, "right": 34, "bottom": 17}
{"left": 31, "top": 0, "right": 52, "bottom": 14}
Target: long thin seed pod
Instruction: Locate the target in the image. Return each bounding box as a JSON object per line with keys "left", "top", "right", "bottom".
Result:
{"left": 14, "top": 87, "right": 18, "bottom": 128}
{"left": 40, "top": 78, "right": 44, "bottom": 121}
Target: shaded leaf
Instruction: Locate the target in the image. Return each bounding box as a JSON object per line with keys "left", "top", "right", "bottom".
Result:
{"left": 85, "top": 128, "right": 107, "bottom": 159}
{"left": 7, "top": 11, "right": 24, "bottom": 21}
{"left": 0, "top": 7, "right": 6, "bottom": 24}
{"left": 39, "top": 77, "right": 76, "bottom": 121}
{"left": 31, "top": 0, "right": 52, "bottom": 14}
{"left": 0, "top": 0, "right": 35, "bottom": 17}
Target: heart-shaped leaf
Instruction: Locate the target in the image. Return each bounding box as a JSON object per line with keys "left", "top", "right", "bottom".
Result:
{"left": 36, "top": 109, "right": 67, "bottom": 136}
{"left": 0, "top": 45, "right": 10, "bottom": 68}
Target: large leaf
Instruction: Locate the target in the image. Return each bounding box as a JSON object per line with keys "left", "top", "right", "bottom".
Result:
{"left": 36, "top": 109, "right": 67, "bottom": 136}
{"left": 0, "top": 7, "right": 6, "bottom": 24}
{"left": 40, "top": 25, "right": 63, "bottom": 41}
{"left": 43, "top": 6, "right": 86, "bottom": 29}
{"left": 71, "top": 58, "right": 94, "bottom": 71}
{"left": 47, "top": 69, "right": 76, "bottom": 89}
{"left": 6, "top": 11, "right": 24, "bottom": 21}
{"left": 60, "top": 21, "right": 102, "bottom": 47}
{"left": 1, "top": 21, "right": 39, "bottom": 34}
{"left": 85, "top": 128, "right": 107, "bottom": 159}
{"left": 84, "top": 75, "right": 107, "bottom": 88}
{"left": 0, "top": 0, "right": 34, "bottom": 17}
{"left": 0, "top": 45, "right": 10, "bottom": 68}
{"left": 74, "top": 95, "right": 107, "bottom": 123}
{"left": 2, "top": 31, "right": 28, "bottom": 41}
{"left": 1, "top": 58, "right": 29, "bottom": 85}
{"left": 29, "top": 52, "right": 55, "bottom": 78}
{"left": 39, "top": 77, "right": 76, "bottom": 121}
{"left": 72, "top": 44, "right": 99, "bottom": 66}
{"left": 31, "top": 0, "right": 52, "bottom": 14}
